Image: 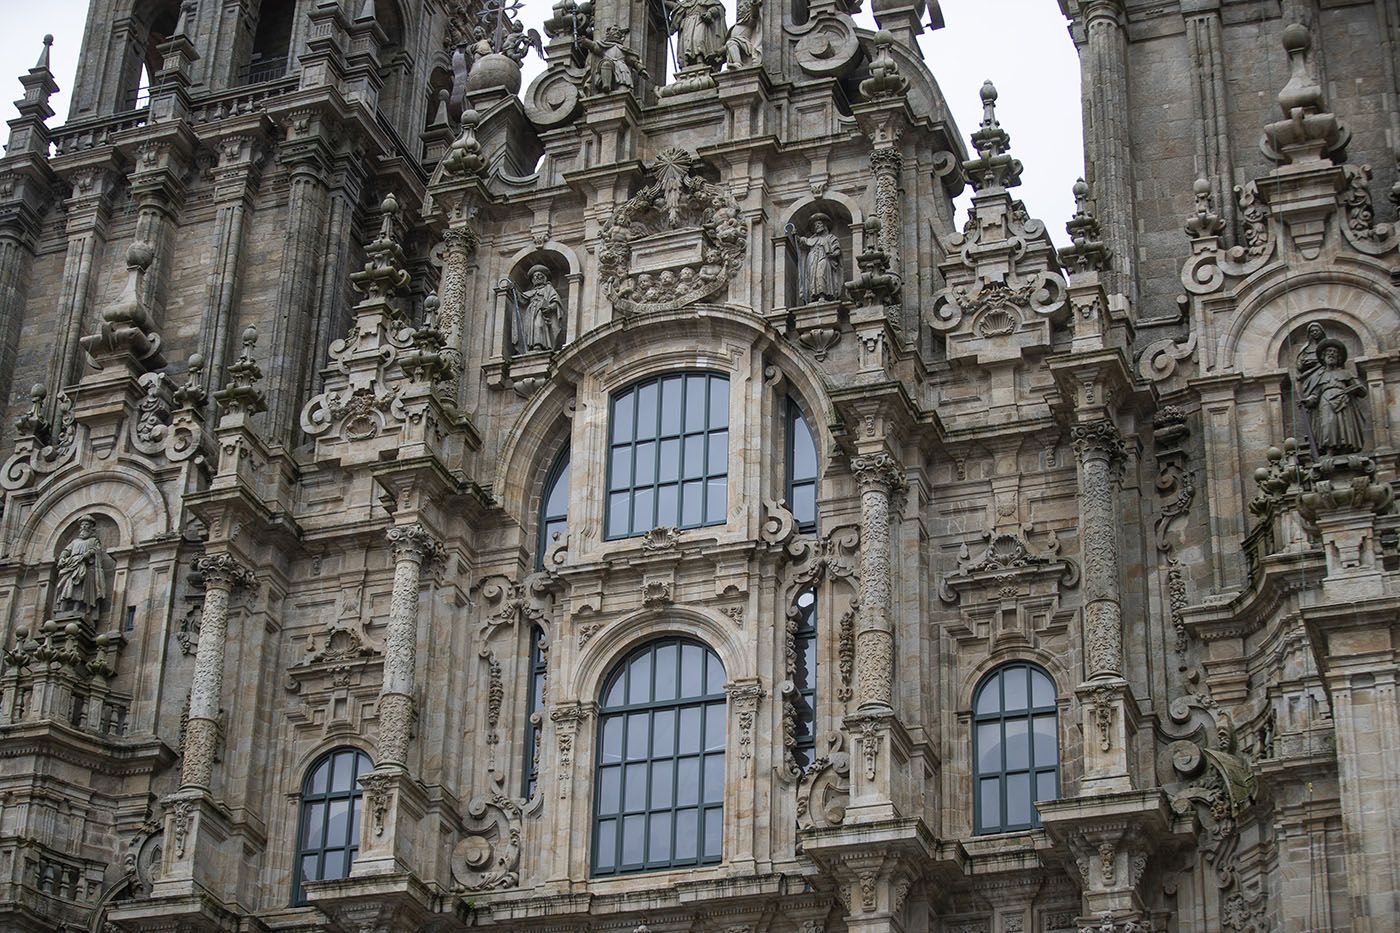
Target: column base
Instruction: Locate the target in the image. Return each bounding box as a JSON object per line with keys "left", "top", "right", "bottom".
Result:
{"left": 842, "top": 708, "right": 914, "bottom": 822}
{"left": 349, "top": 765, "right": 429, "bottom": 878}
{"left": 1074, "top": 679, "right": 1139, "bottom": 794}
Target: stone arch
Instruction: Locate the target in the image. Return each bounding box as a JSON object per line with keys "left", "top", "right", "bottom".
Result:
{"left": 18, "top": 468, "right": 173, "bottom": 564}
{"left": 958, "top": 645, "right": 1074, "bottom": 713}
{"left": 569, "top": 605, "right": 753, "bottom": 702}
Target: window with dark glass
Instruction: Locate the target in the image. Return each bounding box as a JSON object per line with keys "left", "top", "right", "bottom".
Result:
{"left": 243, "top": 0, "right": 295, "bottom": 85}
{"left": 593, "top": 638, "right": 726, "bottom": 875}
{"left": 607, "top": 374, "right": 729, "bottom": 539}
{"left": 292, "top": 747, "right": 373, "bottom": 905}
{"left": 522, "top": 625, "right": 548, "bottom": 797}
{"left": 790, "top": 589, "right": 817, "bottom": 770}
{"left": 972, "top": 663, "right": 1058, "bottom": 834}
{"left": 786, "top": 398, "right": 818, "bottom": 533}
{"left": 537, "top": 450, "right": 570, "bottom": 569}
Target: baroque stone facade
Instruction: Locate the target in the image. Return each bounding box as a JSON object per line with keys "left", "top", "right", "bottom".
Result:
{"left": 0, "top": 0, "right": 1398, "bottom": 931}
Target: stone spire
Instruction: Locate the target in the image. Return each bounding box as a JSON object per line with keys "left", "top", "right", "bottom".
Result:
{"left": 349, "top": 193, "right": 412, "bottom": 306}
{"left": 1261, "top": 24, "right": 1348, "bottom": 165}
{"left": 212, "top": 325, "right": 267, "bottom": 419}
{"left": 5, "top": 34, "right": 59, "bottom": 158}
{"left": 963, "top": 80, "right": 1023, "bottom": 192}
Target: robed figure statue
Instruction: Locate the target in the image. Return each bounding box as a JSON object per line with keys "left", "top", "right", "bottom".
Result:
{"left": 514, "top": 265, "right": 565, "bottom": 353}
{"left": 1301, "top": 338, "right": 1368, "bottom": 456}
{"left": 55, "top": 515, "right": 109, "bottom": 619}
{"left": 666, "top": 0, "right": 727, "bottom": 69}
{"left": 581, "top": 25, "right": 648, "bottom": 95}
{"left": 798, "top": 214, "right": 843, "bottom": 303}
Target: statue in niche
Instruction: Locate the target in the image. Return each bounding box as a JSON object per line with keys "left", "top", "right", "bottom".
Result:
{"left": 1300, "top": 338, "right": 1368, "bottom": 456}
{"left": 797, "top": 214, "right": 843, "bottom": 303}
{"left": 54, "top": 515, "right": 109, "bottom": 620}
{"left": 580, "top": 25, "right": 648, "bottom": 95}
{"left": 512, "top": 265, "right": 565, "bottom": 354}
{"left": 724, "top": 0, "right": 762, "bottom": 66}
{"left": 666, "top": 0, "right": 728, "bottom": 69}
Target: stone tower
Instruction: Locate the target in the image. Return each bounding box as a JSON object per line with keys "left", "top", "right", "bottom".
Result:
{"left": 0, "top": 0, "right": 1396, "bottom": 930}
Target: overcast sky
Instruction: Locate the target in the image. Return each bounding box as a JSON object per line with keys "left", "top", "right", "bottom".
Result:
{"left": 0, "top": 0, "right": 1083, "bottom": 243}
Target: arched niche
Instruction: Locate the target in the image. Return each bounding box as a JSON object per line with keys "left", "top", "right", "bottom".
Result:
{"left": 490, "top": 246, "right": 580, "bottom": 363}
{"left": 1223, "top": 273, "right": 1398, "bottom": 375}
{"left": 1275, "top": 318, "right": 1372, "bottom": 456}
{"left": 773, "top": 196, "right": 862, "bottom": 310}
{"left": 47, "top": 512, "right": 121, "bottom": 625}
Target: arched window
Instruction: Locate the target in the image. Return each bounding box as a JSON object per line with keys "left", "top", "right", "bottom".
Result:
{"left": 243, "top": 0, "right": 295, "bottom": 85}
{"left": 521, "top": 625, "right": 548, "bottom": 797}
{"left": 537, "top": 450, "right": 570, "bottom": 569}
{"left": 972, "top": 663, "right": 1058, "bottom": 834}
{"left": 789, "top": 589, "right": 817, "bottom": 770}
{"left": 786, "top": 397, "right": 818, "bottom": 533}
{"left": 606, "top": 373, "right": 729, "bottom": 539}
{"left": 593, "top": 638, "right": 726, "bottom": 875}
{"left": 292, "top": 747, "right": 373, "bottom": 905}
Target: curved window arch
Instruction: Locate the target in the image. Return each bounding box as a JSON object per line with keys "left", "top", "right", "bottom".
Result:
{"left": 537, "top": 449, "right": 570, "bottom": 569}
{"left": 593, "top": 638, "right": 726, "bottom": 875}
{"left": 606, "top": 373, "right": 730, "bottom": 539}
{"left": 292, "top": 747, "right": 373, "bottom": 904}
{"left": 785, "top": 397, "right": 818, "bottom": 533}
{"left": 972, "top": 663, "right": 1058, "bottom": 834}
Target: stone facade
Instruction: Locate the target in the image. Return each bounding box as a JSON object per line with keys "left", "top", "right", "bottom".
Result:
{"left": 0, "top": 0, "right": 1397, "bottom": 931}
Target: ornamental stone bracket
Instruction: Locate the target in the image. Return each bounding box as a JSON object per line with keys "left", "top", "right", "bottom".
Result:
{"left": 799, "top": 822, "right": 933, "bottom": 933}
{"left": 938, "top": 529, "right": 1080, "bottom": 606}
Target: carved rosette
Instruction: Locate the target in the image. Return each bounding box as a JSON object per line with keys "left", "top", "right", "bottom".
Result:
{"left": 1072, "top": 421, "right": 1125, "bottom": 679}
{"left": 180, "top": 554, "right": 255, "bottom": 790}
{"left": 849, "top": 453, "right": 905, "bottom": 709}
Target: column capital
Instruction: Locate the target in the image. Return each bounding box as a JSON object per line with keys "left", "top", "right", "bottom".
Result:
{"left": 194, "top": 552, "right": 255, "bottom": 590}
{"left": 850, "top": 451, "right": 907, "bottom": 494}
{"left": 1071, "top": 419, "right": 1126, "bottom": 466}
{"left": 386, "top": 523, "right": 445, "bottom": 564}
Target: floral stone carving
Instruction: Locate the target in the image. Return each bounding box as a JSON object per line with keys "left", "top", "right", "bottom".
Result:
{"left": 452, "top": 772, "right": 523, "bottom": 891}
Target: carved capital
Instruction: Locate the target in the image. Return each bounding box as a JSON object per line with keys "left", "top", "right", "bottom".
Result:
{"left": 1071, "top": 420, "right": 1126, "bottom": 466}
{"left": 850, "top": 452, "right": 906, "bottom": 494}
{"left": 386, "top": 523, "right": 445, "bottom": 565}
{"left": 194, "top": 553, "right": 255, "bottom": 591}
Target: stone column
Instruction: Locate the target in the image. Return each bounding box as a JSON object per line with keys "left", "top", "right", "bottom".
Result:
{"left": 377, "top": 523, "right": 443, "bottom": 767}
{"left": 1072, "top": 420, "right": 1126, "bottom": 680}
{"left": 0, "top": 231, "right": 36, "bottom": 413}
{"left": 850, "top": 453, "right": 905, "bottom": 710}
{"left": 180, "top": 553, "right": 255, "bottom": 790}
{"left": 1077, "top": 0, "right": 1137, "bottom": 300}
{"left": 200, "top": 134, "right": 262, "bottom": 394}
{"left": 435, "top": 227, "right": 477, "bottom": 403}
{"left": 49, "top": 165, "right": 118, "bottom": 397}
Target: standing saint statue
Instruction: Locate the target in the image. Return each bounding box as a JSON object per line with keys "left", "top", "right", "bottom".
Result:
{"left": 514, "top": 265, "right": 564, "bottom": 353}
{"left": 798, "top": 214, "right": 843, "bottom": 302}
{"left": 1301, "top": 338, "right": 1368, "bottom": 456}
{"left": 666, "top": 0, "right": 728, "bottom": 69}
{"left": 54, "top": 515, "right": 109, "bottom": 619}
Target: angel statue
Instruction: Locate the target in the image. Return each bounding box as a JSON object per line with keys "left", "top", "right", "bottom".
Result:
{"left": 55, "top": 515, "right": 109, "bottom": 619}
{"left": 666, "top": 0, "right": 728, "bottom": 69}
{"left": 580, "top": 25, "right": 649, "bottom": 95}
{"left": 501, "top": 18, "right": 544, "bottom": 65}
{"left": 725, "top": 0, "right": 762, "bottom": 66}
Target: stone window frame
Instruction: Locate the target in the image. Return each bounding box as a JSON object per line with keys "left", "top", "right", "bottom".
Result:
{"left": 521, "top": 624, "right": 549, "bottom": 799}
{"left": 591, "top": 636, "right": 728, "bottom": 876}
{"left": 971, "top": 662, "right": 1059, "bottom": 835}
{"left": 291, "top": 746, "right": 374, "bottom": 905}
{"left": 536, "top": 448, "right": 570, "bottom": 569}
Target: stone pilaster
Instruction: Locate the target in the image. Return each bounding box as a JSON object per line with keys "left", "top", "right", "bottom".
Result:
{"left": 850, "top": 452, "right": 904, "bottom": 711}
{"left": 198, "top": 131, "right": 264, "bottom": 394}
{"left": 48, "top": 158, "right": 121, "bottom": 398}
{"left": 128, "top": 137, "right": 192, "bottom": 323}
{"left": 435, "top": 226, "right": 477, "bottom": 403}
{"left": 376, "top": 523, "right": 443, "bottom": 767}
{"left": 180, "top": 553, "right": 256, "bottom": 790}
{"left": 1071, "top": 420, "right": 1126, "bottom": 681}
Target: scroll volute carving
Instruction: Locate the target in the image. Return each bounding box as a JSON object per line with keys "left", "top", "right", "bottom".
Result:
{"left": 796, "top": 732, "right": 851, "bottom": 831}
{"left": 451, "top": 771, "right": 523, "bottom": 891}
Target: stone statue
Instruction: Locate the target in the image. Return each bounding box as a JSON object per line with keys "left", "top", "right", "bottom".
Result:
{"left": 666, "top": 0, "right": 728, "bottom": 69}
{"left": 724, "top": 0, "right": 761, "bottom": 66}
{"left": 798, "top": 214, "right": 843, "bottom": 302}
{"left": 513, "top": 265, "right": 564, "bottom": 353}
{"left": 55, "top": 515, "right": 109, "bottom": 618}
{"left": 1301, "top": 338, "right": 1368, "bottom": 456}
{"left": 580, "top": 25, "right": 648, "bottom": 95}
{"left": 1294, "top": 321, "right": 1327, "bottom": 391}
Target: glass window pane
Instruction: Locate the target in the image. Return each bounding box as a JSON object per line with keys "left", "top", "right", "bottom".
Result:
{"left": 1033, "top": 715, "right": 1057, "bottom": 768}
{"left": 977, "top": 722, "right": 1001, "bottom": 773}
{"left": 1005, "top": 718, "right": 1029, "bottom": 771}
{"left": 677, "top": 757, "right": 700, "bottom": 806}
{"left": 609, "top": 449, "right": 631, "bottom": 490}
{"left": 675, "top": 809, "right": 698, "bottom": 860}
{"left": 546, "top": 461, "right": 570, "bottom": 513}
{"left": 704, "top": 705, "right": 725, "bottom": 751}
{"left": 624, "top": 762, "right": 648, "bottom": 811}
{"left": 792, "top": 483, "right": 816, "bottom": 528}
{"left": 661, "top": 377, "right": 683, "bottom": 435}
{"left": 349, "top": 801, "right": 361, "bottom": 843}
{"left": 680, "top": 645, "right": 703, "bottom": 696}
{"left": 300, "top": 853, "right": 319, "bottom": 884}
{"left": 331, "top": 753, "right": 354, "bottom": 792}
{"left": 679, "top": 707, "right": 702, "bottom": 753}
{"left": 979, "top": 777, "right": 1001, "bottom": 830}
{"left": 656, "top": 484, "right": 678, "bottom": 528}
{"left": 601, "top": 715, "right": 623, "bottom": 760}
{"left": 650, "top": 760, "right": 674, "bottom": 808}
{"left": 599, "top": 766, "right": 621, "bottom": 815}
{"left": 628, "top": 654, "right": 652, "bottom": 705}
{"left": 974, "top": 674, "right": 1001, "bottom": 715}
{"left": 1036, "top": 770, "right": 1057, "bottom": 804}
{"left": 703, "top": 753, "right": 724, "bottom": 803}
{"left": 708, "top": 430, "right": 728, "bottom": 476}
{"left": 612, "top": 393, "right": 634, "bottom": 443}
{"left": 632, "top": 488, "right": 655, "bottom": 534}
{"left": 683, "top": 375, "right": 706, "bottom": 431}
{"left": 310, "top": 760, "right": 330, "bottom": 795}
{"left": 705, "top": 478, "right": 727, "bottom": 525}
{"left": 793, "top": 412, "right": 817, "bottom": 479}
{"left": 681, "top": 480, "right": 703, "bottom": 526}
{"left": 654, "top": 646, "right": 678, "bottom": 702}
{"left": 652, "top": 709, "right": 676, "bottom": 755}
{"left": 322, "top": 849, "right": 347, "bottom": 880}
{"left": 637, "top": 383, "right": 657, "bottom": 436}
{"left": 659, "top": 438, "right": 680, "bottom": 483}
{"left": 608, "top": 493, "right": 630, "bottom": 539}
{"left": 683, "top": 434, "right": 704, "bottom": 479}
{"left": 596, "top": 820, "right": 617, "bottom": 870}
{"left": 705, "top": 655, "right": 725, "bottom": 695}
{"left": 703, "top": 807, "right": 723, "bottom": 859}
{"left": 634, "top": 442, "right": 656, "bottom": 486}
{"left": 626, "top": 712, "right": 650, "bottom": 759}
{"left": 1031, "top": 670, "right": 1055, "bottom": 708}
{"left": 1004, "top": 667, "right": 1028, "bottom": 711}
{"left": 708, "top": 378, "right": 728, "bottom": 427}
{"left": 622, "top": 814, "right": 645, "bottom": 865}
{"left": 302, "top": 802, "right": 325, "bottom": 848}
{"left": 1006, "top": 773, "right": 1031, "bottom": 826}
{"left": 327, "top": 800, "right": 349, "bottom": 844}
{"left": 648, "top": 812, "right": 673, "bottom": 864}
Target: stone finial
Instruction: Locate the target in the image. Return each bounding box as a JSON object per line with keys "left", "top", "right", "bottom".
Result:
{"left": 35, "top": 34, "right": 53, "bottom": 72}
{"left": 6, "top": 34, "right": 59, "bottom": 157}
{"left": 963, "top": 80, "right": 1023, "bottom": 191}
{"left": 13, "top": 383, "right": 50, "bottom": 439}
{"left": 349, "top": 194, "right": 412, "bottom": 302}
{"left": 80, "top": 242, "right": 165, "bottom": 370}
{"left": 1059, "top": 178, "right": 1111, "bottom": 272}
{"left": 858, "top": 30, "right": 908, "bottom": 101}
{"left": 399, "top": 295, "right": 456, "bottom": 385}
{"left": 442, "top": 108, "right": 486, "bottom": 177}
{"left": 172, "top": 353, "right": 209, "bottom": 410}
{"left": 846, "top": 216, "right": 901, "bottom": 304}
{"left": 213, "top": 325, "right": 267, "bottom": 417}
{"left": 1261, "top": 24, "right": 1348, "bottom": 164}
{"left": 1183, "top": 178, "right": 1225, "bottom": 240}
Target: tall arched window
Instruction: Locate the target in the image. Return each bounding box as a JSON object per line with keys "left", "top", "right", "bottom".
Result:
{"left": 593, "top": 638, "right": 726, "bottom": 875}
{"left": 786, "top": 398, "right": 818, "bottom": 533}
{"left": 607, "top": 373, "right": 729, "bottom": 539}
{"left": 972, "top": 663, "right": 1058, "bottom": 834}
{"left": 537, "top": 450, "right": 570, "bottom": 569}
{"left": 292, "top": 747, "right": 373, "bottom": 904}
